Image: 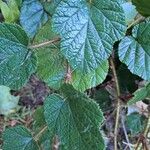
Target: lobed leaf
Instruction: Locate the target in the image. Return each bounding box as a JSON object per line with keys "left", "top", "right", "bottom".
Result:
{"left": 52, "top": 0, "right": 126, "bottom": 73}
{"left": 0, "top": 23, "right": 37, "bottom": 89}
{"left": 33, "top": 106, "right": 51, "bottom": 150}
{"left": 44, "top": 84, "right": 105, "bottom": 150}
{"left": 128, "top": 83, "right": 150, "bottom": 105}
{"left": 35, "top": 21, "right": 108, "bottom": 91}
{"left": 40, "top": 0, "right": 62, "bottom": 16}
{"left": 126, "top": 113, "right": 146, "bottom": 135}
{"left": 72, "top": 60, "right": 109, "bottom": 91}
{"left": 20, "top": 0, "right": 48, "bottom": 38}
{"left": 121, "top": 2, "right": 137, "bottom": 25}
{"left": 34, "top": 21, "right": 66, "bottom": 90}
{"left": 119, "top": 19, "right": 150, "bottom": 80}
{"left": 2, "top": 126, "right": 38, "bottom": 150}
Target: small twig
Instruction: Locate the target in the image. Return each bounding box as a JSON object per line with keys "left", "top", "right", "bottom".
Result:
{"left": 110, "top": 57, "right": 121, "bottom": 150}
{"left": 135, "top": 136, "right": 141, "bottom": 150}
{"left": 101, "top": 109, "right": 116, "bottom": 127}
{"left": 34, "top": 126, "right": 48, "bottom": 142}
{"left": 89, "top": 0, "right": 92, "bottom": 3}
{"left": 64, "top": 61, "right": 72, "bottom": 83}
{"left": 29, "top": 37, "right": 60, "bottom": 49}
{"left": 122, "top": 141, "right": 135, "bottom": 148}
{"left": 121, "top": 114, "right": 132, "bottom": 150}
{"left": 52, "top": 135, "right": 60, "bottom": 150}
{"left": 135, "top": 114, "right": 150, "bottom": 150}
{"left": 127, "top": 16, "right": 145, "bottom": 30}
{"left": 143, "top": 114, "right": 150, "bottom": 137}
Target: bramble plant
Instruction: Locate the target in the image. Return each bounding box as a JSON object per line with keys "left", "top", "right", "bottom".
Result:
{"left": 0, "top": 0, "right": 150, "bottom": 150}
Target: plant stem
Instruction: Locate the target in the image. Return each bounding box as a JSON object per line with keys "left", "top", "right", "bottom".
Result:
{"left": 121, "top": 114, "right": 132, "bottom": 150}
{"left": 65, "top": 61, "right": 72, "bottom": 83}
{"left": 101, "top": 109, "right": 116, "bottom": 127}
{"left": 143, "top": 115, "right": 150, "bottom": 137}
{"left": 34, "top": 126, "right": 48, "bottom": 142}
{"left": 110, "top": 57, "right": 121, "bottom": 150}
{"left": 135, "top": 115, "right": 150, "bottom": 150}
{"left": 127, "top": 16, "right": 145, "bottom": 29}
{"left": 29, "top": 37, "right": 60, "bottom": 49}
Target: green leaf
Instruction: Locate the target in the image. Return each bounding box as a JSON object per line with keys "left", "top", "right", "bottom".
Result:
{"left": 126, "top": 113, "right": 146, "bottom": 135}
{"left": 0, "top": 1, "right": 12, "bottom": 22}
{"left": 8, "top": 0, "right": 20, "bottom": 20}
{"left": 132, "top": 0, "right": 150, "bottom": 17}
{"left": 128, "top": 83, "right": 150, "bottom": 105}
{"left": 33, "top": 106, "right": 46, "bottom": 129}
{"left": 0, "top": 85, "right": 19, "bottom": 115}
{"left": 0, "top": 23, "right": 28, "bottom": 45}
{"left": 38, "top": 129, "right": 51, "bottom": 150}
{"left": 44, "top": 84, "right": 105, "bottom": 150}
{"left": 2, "top": 126, "right": 39, "bottom": 150}
{"left": 36, "top": 46, "right": 66, "bottom": 89}
{"left": 34, "top": 21, "right": 66, "bottom": 90}
{"left": 40, "top": 0, "right": 62, "bottom": 16}
{"left": 0, "top": 0, "right": 20, "bottom": 23}
{"left": 117, "top": 64, "right": 139, "bottom": 93}
{"left": 52, "top": 0, "right": 126, "bottom": 73}
{"left": 33, "top": 106, "right": 51, "bottom": 150}
{"left": 35, "top": 21, "right": 108, "bottom": 91}
{"left": 72, "top": 60, "right": 109, "bottom": 91}
{"left": 0, "top": 23, "right": 37, "bottom": 89}
{"left": 15, "top": 0, "right": 22, "bottom": 8}
{"left": 122, "top": 2, "right": 137, "bottom": 25}
{"left": 20, "top": 0, "right": 48, "bottom": 38}
{"left": 92, "top": 88, "right": 111, "bottom": 112}
{"left": 119, "top": 19, "right": 150, "bottom": 80}
{"left": 118, "top": 0, "right": 127, "bottom": 4}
